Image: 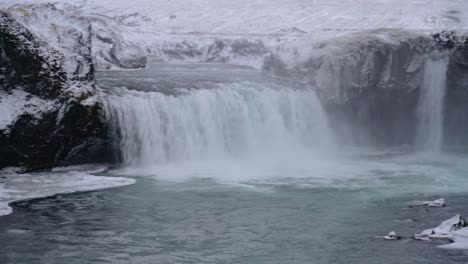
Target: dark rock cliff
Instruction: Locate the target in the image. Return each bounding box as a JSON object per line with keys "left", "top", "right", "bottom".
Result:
{"left": 444, "top": 33, "right": 468, "bottom": 148}
{"left": 0, "top": 11, "right": 112, "bottom": 170}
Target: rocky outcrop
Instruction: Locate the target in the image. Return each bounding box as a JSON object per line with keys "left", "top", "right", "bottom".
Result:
{"left": 0, "top": 11, "right": 112, "bottom": 170}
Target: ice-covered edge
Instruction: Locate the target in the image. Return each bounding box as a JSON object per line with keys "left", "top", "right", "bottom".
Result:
{"left": 0, "top": 168, "right": 136, "bottom": 216}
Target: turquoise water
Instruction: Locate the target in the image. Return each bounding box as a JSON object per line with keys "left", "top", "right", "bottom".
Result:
{"left": 2, "top": 62, "right": 465, "bottom": 263}
{"left": 1, "top": 154, "right": 468, "bottom": 264}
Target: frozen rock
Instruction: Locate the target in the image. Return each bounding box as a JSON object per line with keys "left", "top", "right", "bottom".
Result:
{"left": 417, "top": 215, "right": 468, "bottom": 240}
{"left": 384, "top": 231, "right": 401, "bottom": 240}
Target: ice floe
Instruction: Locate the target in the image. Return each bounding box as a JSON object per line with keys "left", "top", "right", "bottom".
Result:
{"left": 409, "top": 198, "right": 446, "bottom": 207}
{"left": 0, "top": 166, "right": 135, "bottom": 216}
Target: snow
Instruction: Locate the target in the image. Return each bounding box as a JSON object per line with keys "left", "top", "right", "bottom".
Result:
{"left": 438, "top": 227, "right": 468, "bottom": 250}
{"left": 419, "top": 215, "right": 465, "bottom": 239}
{"left": 0, "top": 90, "right": 55, "bottom": 130}
{"left": 1, "top": 0, "right": 467, "bottom": 70}
{"left": 3, "top": 0, "right": 465, "bottom": 33}
{"left": 415, "top": 214, "right": 468, "bottom": 249}
{"left": 0, "top": 166, "right": 135, "bottom": 216}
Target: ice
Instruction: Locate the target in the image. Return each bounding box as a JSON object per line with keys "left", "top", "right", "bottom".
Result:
{"left": 438, "top": 228, "right": 468, "bottom": 250}
{"left": 425, "top": 198, "right": 447, "bottom": 207}
{"left": 417, "top": 216, "right": 468, "bottom": 250}
{"left": 414, "top": 234, "right": 431, "bottom": 241}
{"left": 0, "top": 167, "right": 135, "bottom": 217}
{"left": 409, "top": 198, "right": 446, "bottom": 207}
{"left": 420, "top": 215, "right": 462, "bottom": 238}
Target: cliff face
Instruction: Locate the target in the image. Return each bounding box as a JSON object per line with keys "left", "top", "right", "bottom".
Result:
{"left": 263, "top": 30, "right": 468, "bottom": 149}
{"left": 0, "top": 11, "right": 111, "bottom": 170}
{"left": 445, "top": 34, "right": 468, "bottom": 147}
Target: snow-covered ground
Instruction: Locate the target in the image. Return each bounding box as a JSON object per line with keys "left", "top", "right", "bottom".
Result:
{"left": 2, "top": 0, "right": 467, "bottom": 33}
{"left": 0, "top": 166, "right": 135, "bottom": 216}
{"left": 1, "top": 0, "right": 466, "bottom": 71}
{"left": 2, "top": 0, "right": 467, "bottom": 54}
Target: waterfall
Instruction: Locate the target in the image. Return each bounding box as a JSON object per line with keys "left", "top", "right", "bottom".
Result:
{"left": 416, "top": 54, "right": 449, "bottom": 153}
{"left": 104, "top": 82, "right": 334, "bottom": 167}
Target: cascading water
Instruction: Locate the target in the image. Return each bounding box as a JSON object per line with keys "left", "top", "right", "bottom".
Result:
{"left": 104, "top": 82, "right": 334, "bottom": 168}
{"left": 416, "top": 54, "right": 449, "bottom": 153}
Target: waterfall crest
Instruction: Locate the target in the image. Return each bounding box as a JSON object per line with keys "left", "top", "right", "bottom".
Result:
{"left": 104, "top": 82, "right": 334, "bottom": 167}
{"left": 416, "top": 54, "right": 449, "bottom": 153}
